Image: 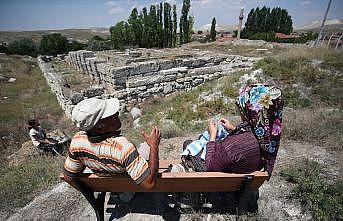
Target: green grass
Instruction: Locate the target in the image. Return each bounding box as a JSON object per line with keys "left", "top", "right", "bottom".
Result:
{"left": 280, "top": 160, "right": 343, "bottom": 221}
{"left": 0, "top": 55, "right": 63, "bottom": 154}
{"left": 0, "top": 55, "right": 66, "bottom": 218}
{"left": 123, "top": 71, "right": 246, "bottom": 145}
{"left": 255, "top": 48, "right": 343, "bottom": 108}
{"left": 0, "top": 155, "right": 64, "bottom": 215}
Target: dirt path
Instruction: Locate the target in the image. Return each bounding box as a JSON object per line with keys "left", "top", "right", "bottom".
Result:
{"left": 6, "top": 138, "right": 342, "bottom": 221}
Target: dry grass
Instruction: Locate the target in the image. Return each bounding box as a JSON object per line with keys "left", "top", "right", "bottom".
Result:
{"left": 53, "top": 59, "right": 93, "bottom": 91}
{"left": 0, "top": 155, "right": 64, "bottom": 217}
{"left": 283, "top": 108, "right": 343, "bottom": 151}
{"left": 256, "top": 47, "right": 343, "bottom": 108}
{"left": 190, "top": 41, "right": 286, "bottom": 57}
{"left": 0, "top": 55, "right": 68, "bottom": 218}
{"left": 0, "top": 55, "right": 63, "bottom": 157}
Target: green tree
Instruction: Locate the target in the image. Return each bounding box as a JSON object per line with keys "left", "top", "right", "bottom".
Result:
{"left": 109, "top": 1, "right": 180, "bottom": 49}
{"left": 210, "top": 17, "right": 216, "bottom": 42}
{"left": 7, "top": 38, "right": 38, "bottom": 57}
{"left": 188, "top": 15, "right": 194, "bottom": 42}
{"left": 149, "top": 5, "right": 158, "bottom": 47}
{"left": 141, "top": 7, "right": 149, "bottom": 47}
{"left": 180, "top": 0, "right": 191, "bottom": 44}
{"left": 128, "top": 8, "right": 143, "bottom": 46}
{"left": 163, "top": 2, "right": 172, "bottom": 47}
{"left": 109, "top": 21, "right": 128, "bottom": 49}
{"left": 87, "top": 36, "right": 109, "bottom": 51}
{"left": 172, "top": 4, "right": 177, "bottom": 47}
{"left": 0, "top": 44, "right": 8, "bottom": 54}
{"left": 242, "top": 6, "right": 293, "bottom": 39}
{"left": 39, "top": 33, "right": 68, "bottom": 56}
{"left": 156, "top": 3, "right": 164, "bottom": 47}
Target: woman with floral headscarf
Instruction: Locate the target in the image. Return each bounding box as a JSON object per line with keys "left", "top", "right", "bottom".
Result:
{"left": 177, "top": 84, "right": 283, "bottom": 178}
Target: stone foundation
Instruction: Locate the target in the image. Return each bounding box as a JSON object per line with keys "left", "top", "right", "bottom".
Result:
{"left": 40, "top": 48, "right": 261, "bottom": 116}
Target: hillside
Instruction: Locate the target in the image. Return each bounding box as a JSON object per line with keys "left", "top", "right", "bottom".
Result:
{"left": 294, "top": 18, "right": 343, "bottom": 32}
{"left": 198, "top": 18, "right": 343, "bottom": 33}
{"left": 0, "top": 27, "right": 110, "bottom": 44}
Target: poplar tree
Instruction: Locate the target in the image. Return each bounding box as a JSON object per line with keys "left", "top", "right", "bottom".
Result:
{"left": 158, "top": 3, "right": 164, "bottom": 47}
{"left": 180, "top": 0, "right": 191, "bottom": 44}
{"left": 128, "top": 8, "right": 142, "bottom": 46}
{"left": 242, "top": 6, "right": 293, "bottom": 39}
{"left": 172, "top": 4, "right": 177, "bottom": 47}
{"left": 142, "top": 7, "right": 149, "bottom": 47}
{"left": 110, "top": 1, "right": 182, "bottom": 49}
{"left": 149, "top": 5, "right": 158, "bottom": 47}
{"left": 163, "top": 2, "right": 171, "bottom": 47}
{"left": 210, "top": 17, "right": 216, "bottom": 42}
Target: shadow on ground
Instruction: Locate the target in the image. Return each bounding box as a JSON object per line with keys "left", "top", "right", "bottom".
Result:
{"left": 106, "top": 191, "right": 259, "bottom": 221}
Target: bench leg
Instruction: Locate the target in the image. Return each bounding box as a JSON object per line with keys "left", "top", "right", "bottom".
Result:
{"left": 73, "top": 180, "right": 106, "bottom": 221}
{"left": 235, "top": 175, "right": 254, "bottom": 221}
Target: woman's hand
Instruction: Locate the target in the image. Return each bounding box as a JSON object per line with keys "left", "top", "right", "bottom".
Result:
{"left": 208, "top": 121, "right": 217, "bottom": 141}
{"left": 220, "top": 118, "right": 236, "bottom": 131}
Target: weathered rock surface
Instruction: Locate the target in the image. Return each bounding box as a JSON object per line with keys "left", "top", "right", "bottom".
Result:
{"left": 130, "top": 107, "right": 142, "bottom": 120}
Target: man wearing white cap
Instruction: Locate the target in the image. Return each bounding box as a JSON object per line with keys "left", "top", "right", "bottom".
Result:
{"left": 63, "top": 97, "right": 161, "bottom": 192}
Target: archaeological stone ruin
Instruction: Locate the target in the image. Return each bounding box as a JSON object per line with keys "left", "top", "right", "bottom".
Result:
{"left": 38, "top": 48, "right": 261, "bottom": 117}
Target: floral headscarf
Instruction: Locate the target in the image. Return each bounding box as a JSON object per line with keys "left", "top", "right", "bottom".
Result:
{"left": 237, "top": 84, "right": 283, "bottom": 177}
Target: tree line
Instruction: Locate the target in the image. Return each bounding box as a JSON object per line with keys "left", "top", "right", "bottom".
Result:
{"left": 0, "top": 33, "right": 85, "bottom": 57}
{"left": 0, "top": 0, "right": 194, "bottom": 56}
{"left": 242, "top": 6, "right": 293, "bottom": 39}
{"left": 110, "top": 0, "right": 192, "bottom": 49}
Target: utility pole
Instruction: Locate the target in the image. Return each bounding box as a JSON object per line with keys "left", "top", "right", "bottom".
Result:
{"left": 314, "top": 0, "right": 332, "bottom": 46}
{"left": 237, "top": 8, "right": 244, "bottom": 40}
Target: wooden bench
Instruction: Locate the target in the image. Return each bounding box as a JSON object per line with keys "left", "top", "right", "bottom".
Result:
{"left": 60, "top": 160, "right": 269, "bottom": 221}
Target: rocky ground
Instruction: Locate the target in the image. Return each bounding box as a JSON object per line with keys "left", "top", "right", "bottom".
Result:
{"left": 6, "top": 136, "right": 342, "bottom": 221}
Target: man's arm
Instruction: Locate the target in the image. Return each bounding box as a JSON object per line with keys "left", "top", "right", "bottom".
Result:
{"left": 139, "top": 126, "right": 160, "bottom": 190}
{"left": 32, "top": 134, "right": 55, "bottom": 145}
{"left": 63, "top": 149, "right": 86, "bottom": 188}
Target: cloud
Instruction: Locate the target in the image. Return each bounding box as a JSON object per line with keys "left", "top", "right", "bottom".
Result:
{"left": 301, "top": 1, "right": 311, "bottom": 5}
{"left": 193, "top": 0, "right": 224, "bottom": 5}
{"left": 106, "top": 1, "right": 124, "bottom": 14}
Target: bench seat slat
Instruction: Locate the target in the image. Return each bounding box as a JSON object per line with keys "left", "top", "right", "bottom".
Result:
{"left": 79, "top": 175, "right": 267, "bottom": 192}
{"left": 60, "top": 160, "right": 269, "bottom": 192}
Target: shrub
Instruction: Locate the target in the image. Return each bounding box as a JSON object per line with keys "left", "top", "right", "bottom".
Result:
{"left": 39, "top": 33, "right": 69, "bottom": 56}
{"left": 7, "top": 38, "right": 38, "bottom": 57}
{"left": 68, "top": 40, "right": 86, "bottom": 51}
{"left": 280, "top": 160, "right": 343, "bottom": 221}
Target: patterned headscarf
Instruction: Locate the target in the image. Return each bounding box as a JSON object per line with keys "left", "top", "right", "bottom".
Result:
{"left": 236, "top": 84, "right": 283, "bottom": 177}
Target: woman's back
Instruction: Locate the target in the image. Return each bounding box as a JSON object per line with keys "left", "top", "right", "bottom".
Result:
{"left": 205, "top": 130, "right": 262, "bottom": 173}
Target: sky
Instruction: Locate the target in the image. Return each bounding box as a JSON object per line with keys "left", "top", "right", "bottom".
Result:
{"left": 0, "top": 0, "right": 342, "bottom": 31}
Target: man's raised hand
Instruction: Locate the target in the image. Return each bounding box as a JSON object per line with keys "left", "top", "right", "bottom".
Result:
{"left": 142, "top": 126, "right": 161, "bottom": 150}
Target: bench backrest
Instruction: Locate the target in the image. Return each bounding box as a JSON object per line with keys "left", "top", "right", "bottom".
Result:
{"left": 60, "top": 160, "right": 269, "bottom": 192}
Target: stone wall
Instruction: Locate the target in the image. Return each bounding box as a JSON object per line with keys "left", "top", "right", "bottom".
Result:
{"left": 38, "top": 57, "right": 105, "bottom": 117}
{"left": 42, "top": 49, "right": 261, "bottom": 116}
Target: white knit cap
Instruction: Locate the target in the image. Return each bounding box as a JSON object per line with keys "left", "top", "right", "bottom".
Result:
{"left": 71, "top": 98, "right": 120, "bottom": 131}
